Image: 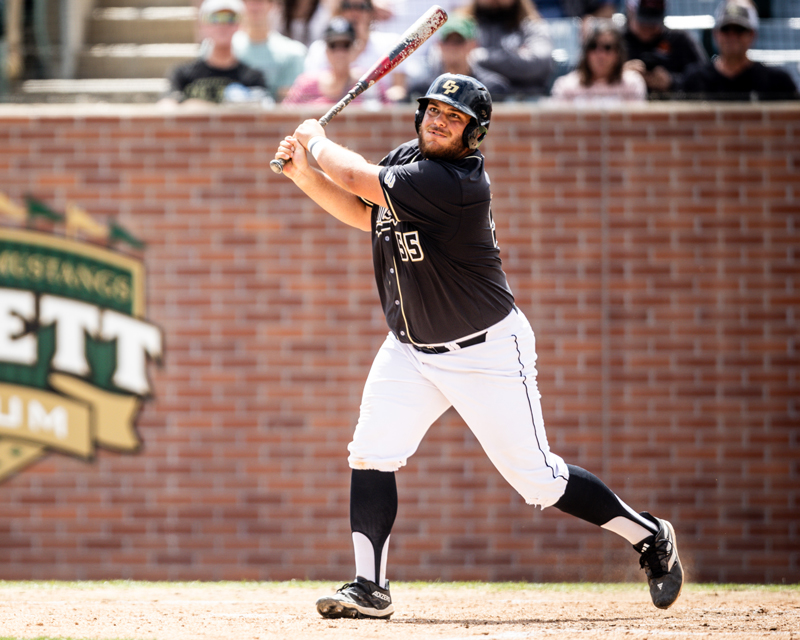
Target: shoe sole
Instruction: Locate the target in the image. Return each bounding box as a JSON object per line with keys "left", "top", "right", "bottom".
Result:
{"left": 315, "top": 596, "right": 394, "bottom": 620}
{"left": 653, "top": 519, "right": 683, "bottom": 610}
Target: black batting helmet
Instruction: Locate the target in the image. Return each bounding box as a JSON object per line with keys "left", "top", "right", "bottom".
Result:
{"left": 415, "top": 73, "right": 492, "bottom": 150}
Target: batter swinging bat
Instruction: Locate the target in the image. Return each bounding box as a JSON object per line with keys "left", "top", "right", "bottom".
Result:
{"left": 269, "top": 5, "right": 448, "bottom": 174}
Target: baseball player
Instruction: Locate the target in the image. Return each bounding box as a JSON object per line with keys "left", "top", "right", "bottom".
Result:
{"left": 273, "top": 73, "right": 683, "bottom": 620}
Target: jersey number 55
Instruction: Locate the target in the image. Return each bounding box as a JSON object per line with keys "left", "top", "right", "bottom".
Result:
{"left": 395, "top": 231, "right": 425, "bottom": 262}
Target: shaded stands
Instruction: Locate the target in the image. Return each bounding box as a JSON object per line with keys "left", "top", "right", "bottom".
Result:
{"left": 2, "top": 0, "right": 799, "bottom": 102}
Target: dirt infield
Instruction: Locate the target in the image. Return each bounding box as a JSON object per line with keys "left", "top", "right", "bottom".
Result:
{"left": 0, "top": 582, "right": 797, "bottom": 640}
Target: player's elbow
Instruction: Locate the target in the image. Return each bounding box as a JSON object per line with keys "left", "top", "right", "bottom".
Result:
{"left": 339, "top": 167, "right": 364, "bottom": 196}
{"left": 340, "top": 167, "right": 386, "bottom": 213}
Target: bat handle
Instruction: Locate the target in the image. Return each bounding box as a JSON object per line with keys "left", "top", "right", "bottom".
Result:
{"left": 271, "top": 82, "right": 366, "bottom": 176}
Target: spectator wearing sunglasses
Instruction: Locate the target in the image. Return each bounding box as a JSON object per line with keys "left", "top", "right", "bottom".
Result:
{"left": 303, "top": 0, "right": 407, "bottom": 101}
{"left": 282, "top": 17, "right": 389, "bottom": 106}
{"left": 551, "top": 18, "right": 645, "bottom": 103}
{"left": 681, "top": 0, "right": 798, "bottom": 101}
{"left": 161, "top": 0, "right": 267, "bottom": 105}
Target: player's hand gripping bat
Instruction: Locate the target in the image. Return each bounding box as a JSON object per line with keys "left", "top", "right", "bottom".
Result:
{"left": 269, "top": 5, "right": 448, "bottom": 174}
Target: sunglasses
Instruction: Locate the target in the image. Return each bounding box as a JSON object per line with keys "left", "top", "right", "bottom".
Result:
{"left": 719, "top": 24, "right": 750, "bottom": 35}
{"left": 205, "top": 11, "right": 240, "bottom": 25}
{"left": 341, "top": 2, "right": 371, "bottom": 10}
{"left": 587, "top": 42, "right": 616, "bottom": 52}
{"left": 327, "top": 40, "right": 353, "bottom": 50}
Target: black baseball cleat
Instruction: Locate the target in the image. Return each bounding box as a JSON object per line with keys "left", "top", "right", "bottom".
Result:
{"left": 634, "top": 512, "right": 684, "bottom": 609}
{"left": 315, "top": 576, "right": 394, "bottom": 619}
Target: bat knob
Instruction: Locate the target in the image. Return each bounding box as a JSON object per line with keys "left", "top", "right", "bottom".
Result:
{"left": 270, "top": 158, "right": 287, "bottom": 174}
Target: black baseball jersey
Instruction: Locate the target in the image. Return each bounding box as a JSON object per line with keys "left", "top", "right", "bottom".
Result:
{"left": 370, "top": 140, "right": 515, "bottom": 346}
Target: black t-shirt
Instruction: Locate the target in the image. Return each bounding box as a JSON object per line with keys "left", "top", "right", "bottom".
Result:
{"left": 681, "top": 60, "right": 799, "bottom": 101}
{"left": 167, "top": 59, "right": 267, "bottom": 103}
{"left": 624, "top": 27, "right": 708, "bottom": 94}
{"left": 371, "top": 140, "right": 515, "bottom": 346}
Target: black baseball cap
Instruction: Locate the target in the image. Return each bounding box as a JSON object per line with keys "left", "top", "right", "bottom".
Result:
{"left": 627, "top": 0, "right": 665, "bottom": 25}
{"left": 715, "top": 0, "right": 759, "bottom": 31}
{"left": 324, "top": 17, "right": 356, "bottom": 43}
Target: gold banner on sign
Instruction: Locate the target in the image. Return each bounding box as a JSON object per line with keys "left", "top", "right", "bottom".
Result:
{"left": 49, "top": 374, "right": 142, "bottom": 451}
{"left": 0, "top": 374, "right": 141, "bottom": 482}
{"left": 0, "top": 440, "right": 47, "bottom": 481}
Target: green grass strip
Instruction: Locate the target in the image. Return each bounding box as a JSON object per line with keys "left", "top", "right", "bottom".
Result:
{"left": 0, "top": 580, "right": 797, "bottom": 592}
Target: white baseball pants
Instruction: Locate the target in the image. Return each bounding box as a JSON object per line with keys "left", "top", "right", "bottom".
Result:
{"left": 348, "top": 308, "right": 570, "bottom": 508}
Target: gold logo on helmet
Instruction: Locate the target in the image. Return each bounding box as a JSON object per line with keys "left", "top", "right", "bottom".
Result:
{"left": 442, "top": 80, "right": 460, "bottom": 95}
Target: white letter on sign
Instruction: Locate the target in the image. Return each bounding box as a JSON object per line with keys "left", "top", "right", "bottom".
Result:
{"left": 0, "top": 288, "right": 37, "bottom": 365}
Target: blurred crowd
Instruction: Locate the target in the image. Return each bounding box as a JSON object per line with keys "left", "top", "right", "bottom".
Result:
{"left": 1, "top": 0, "right": 797, "bottom": 104}
{"left": 150, "top": 0, "right": 798, "bottom": 105}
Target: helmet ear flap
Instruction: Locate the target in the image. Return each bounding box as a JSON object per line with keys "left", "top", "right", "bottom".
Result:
{"left": 464, "top": 121, "right": 488, "bottom": 150}
{"left": 414, "top": 100, "right": 427, "bottom": 134}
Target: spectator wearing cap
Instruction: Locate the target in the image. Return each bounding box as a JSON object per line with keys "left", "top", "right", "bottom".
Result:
{"left": 681, "top": 0, "right": 798, "bottom": 101}
{"left": 407, "top": 14, "right": 511, "bottom": 100}
{"left": 282, "top": 17, "right": 389, "bottom": 106}
{"left": 161, "top": 0, "right": 267, "bottom": 105}
{"left": 465, "top": 0, "right": 555, "bottom": 99}
{"left": 303, "top": 0, "right": 407, "bottom": 101}
{"left": 231, "top": 0, "right": 307, "bottom": 102}
{"left": 551, "top": 17, "right": 646, "bottom": 104}
{"left": 623, "top": 0, "right": 707, "bottom": 97}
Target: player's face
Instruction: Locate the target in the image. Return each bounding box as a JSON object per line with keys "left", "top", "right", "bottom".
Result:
{"left": 418, "top": 99, "right": 471, "bottom": 161}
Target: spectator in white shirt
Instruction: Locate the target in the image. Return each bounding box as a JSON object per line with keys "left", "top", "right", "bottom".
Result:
{"left": 551, "top": 18, "right": 646, "bottom": 104}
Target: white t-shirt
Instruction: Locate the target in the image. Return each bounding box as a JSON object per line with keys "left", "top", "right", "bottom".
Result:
{"left": 550, "top": 69, "right": 647, "bottom": 105}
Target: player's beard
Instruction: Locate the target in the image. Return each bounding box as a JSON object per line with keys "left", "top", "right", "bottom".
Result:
{"left": 417, "top": 129, "right": 468, "bottom": 162}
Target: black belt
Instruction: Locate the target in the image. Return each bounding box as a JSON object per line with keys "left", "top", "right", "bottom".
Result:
{"left": 413, "top": 332, "right": 487, "bottom": 354}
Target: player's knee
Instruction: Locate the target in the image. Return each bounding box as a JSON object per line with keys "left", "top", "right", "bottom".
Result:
{"left": 515, "top": 475, "right": 569, "bottom": 510}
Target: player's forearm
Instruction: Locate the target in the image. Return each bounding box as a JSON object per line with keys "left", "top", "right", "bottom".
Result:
{"left": 293, "top": 168, "right": 372, "bottom": 232}
{"left": 310, "top": 138, "right": 386, "bottom": 207}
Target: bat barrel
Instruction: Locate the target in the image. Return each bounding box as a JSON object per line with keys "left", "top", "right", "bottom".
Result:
{"left": 272, "top": 7, "right": 446, "bottom": 176}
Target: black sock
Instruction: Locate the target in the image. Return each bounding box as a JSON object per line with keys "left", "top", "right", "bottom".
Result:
{"left": 350, "top": 469, "right": 397, "bottom": 583}
{"left": 554, "top": 464, "right": 658, "bottom": 533}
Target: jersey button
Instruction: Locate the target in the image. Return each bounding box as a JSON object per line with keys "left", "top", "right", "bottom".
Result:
{"left": 390, "top": 268, "right": 394, "bottom": 274}
{"left": 400, "top": 331, "right": 406, "bottom": 336}
{"left": 384, "top": 236, "right": 390, "bottom": 241}
{"left": 395, "top": 300, "right": 400, "bottom": 305}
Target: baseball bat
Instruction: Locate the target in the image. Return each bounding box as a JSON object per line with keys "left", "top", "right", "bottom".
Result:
{"left": 270, "top": 5, "right": 448, "bottom": 174}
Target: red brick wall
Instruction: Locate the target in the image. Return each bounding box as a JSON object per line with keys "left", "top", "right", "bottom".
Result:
{"left": 1, "top": 103, "right": 798, "bottom": 584}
